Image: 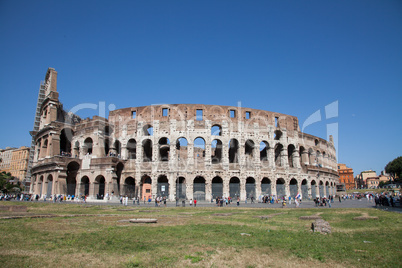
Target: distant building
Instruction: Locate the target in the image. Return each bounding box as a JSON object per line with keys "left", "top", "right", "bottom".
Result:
{"left": 0, "top": 147, "right": 16, "bottom": 173}
{"left": 0, "top": 146, "right": 30, "bottom": 190}
{"left": 366, "top": 177, "right": 380, "bottom": 189}
{"left": 337, "top": 163, "right": 354, "bottom": 190}
{"left": 355, "top": 170, "right": 377, "bottom": 189}
{"left": 10, "top": 146, "right": 30, "bottom": 182}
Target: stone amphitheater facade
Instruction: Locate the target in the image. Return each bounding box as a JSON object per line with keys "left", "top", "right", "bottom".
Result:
{"left": 30, "top": 68, "right": 339, "bottom": 201}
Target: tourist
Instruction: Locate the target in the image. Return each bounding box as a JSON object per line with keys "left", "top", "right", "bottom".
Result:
{"left": 194, "top": 199, "right": 197, "bottom": 207}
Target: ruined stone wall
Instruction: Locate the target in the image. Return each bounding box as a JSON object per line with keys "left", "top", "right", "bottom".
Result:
{"left": 30, "top": 69, "right": 339, "bottom": 201}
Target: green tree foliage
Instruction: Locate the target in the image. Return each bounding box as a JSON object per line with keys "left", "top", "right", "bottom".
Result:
{"left": 385, "top": 156, "right": 402, "bottom": 183}
{"left": 0, "top": 171, "right": 21, "bottom": 194}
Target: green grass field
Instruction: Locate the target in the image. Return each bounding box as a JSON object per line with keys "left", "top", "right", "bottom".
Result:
{"left": 0, "top": 202, "right": 401, "bottom": 267}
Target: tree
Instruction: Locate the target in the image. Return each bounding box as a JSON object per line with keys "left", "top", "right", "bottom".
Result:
{"left": 0, "top": 171, "right": 21, "bottom": 194}
{"left": 385, "top": 156, "right": 402, "bottom": 183}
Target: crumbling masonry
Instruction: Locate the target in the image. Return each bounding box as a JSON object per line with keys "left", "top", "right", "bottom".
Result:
{"left": 30, "top": 68, "right": 339, "bottom": 201}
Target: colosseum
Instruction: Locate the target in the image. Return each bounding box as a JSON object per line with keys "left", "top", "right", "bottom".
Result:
{"left": 29, "top": 68, "right": 339, "bottom": 202}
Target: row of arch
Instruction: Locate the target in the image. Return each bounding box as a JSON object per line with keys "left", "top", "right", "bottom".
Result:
{"left": 67, "top": 135, "right": 335, "bottom": 168}
{"left": 32, "top": 171, "right": 336, "bottom": 201}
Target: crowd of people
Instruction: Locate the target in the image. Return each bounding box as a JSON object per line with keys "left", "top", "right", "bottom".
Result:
{"left": 1, "top": 191, "right": 400, "bottom": 209}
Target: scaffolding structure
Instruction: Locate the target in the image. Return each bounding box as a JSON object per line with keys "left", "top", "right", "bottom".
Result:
{"left": 26, "top": 82, "right": 46, "bottom": 186}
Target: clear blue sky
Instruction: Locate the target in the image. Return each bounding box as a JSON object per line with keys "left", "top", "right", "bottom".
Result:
{"left": 1, "top": 0, "right": 401, "bottom": 176}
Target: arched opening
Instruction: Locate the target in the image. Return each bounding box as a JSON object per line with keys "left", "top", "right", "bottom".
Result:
{"left": 60, "top": 128, "right": 73, "bottom": 156}
{"left": 308, "top": 148, "right": 314, "bottom": 165}
{"left": 114, "top": 140, "right": 121, "bottom": 156}
{"left": 123, "top": 177, "right": 135, "bottom": 198}
{"left": 245, "top": 140, "right": 255, "bottom": 164}
{"left": 193, "top": 176, "right": 205, "bottom": 201}
{"left": 176, "top": 137, "right": 188, "bottom": 162}
{"left": 289, "top": 178, "right": 298, "bottom": 198}
{"left": 80, "top": 176, "right": 90, "bottom": 196}
{"left": 229, "top": 177, "right": 240, "bottom": 198}
{"left": 36, "top": 140, "right": 41, "bottom": 160}
{"left": 311, "top": 180, "right": 317, "bottom": 199}
{"left": 143, "top": 124, "right": 153, "bottom": 136}
{"left": 228, "top": 139, "right": 239, "bottom": 164}
{"left": 260, "top": 141, "right": 269, "bottom": 163}
{"left": 211, "top": 125, "right": 222, "bottom": 136}
{"left": 301, "top": 179, "right": 308, "bottom": 199}
{"left": 211, "top": 176, "right": 223, "bottom": 198}
{"left": 325, "top": 181, "right": 330, "bottom": 197}
{"left": 104, "top": 138, "right": 110, "bottom": 156}
{"left": 261, "top": 177, "right": 271, "bottom": 195}
{"left": 176, "top": 177, "right": 186, "bottom": 199}
{"left": 319, "top": 180, "right": 324, "bottom": 197}
{"left": 66, "top": 161, "right": 80, "bottom": 196}
{"left": 95, "top": 175, "right": 105, "bottom": 199}
{"left": 299, "top": 146, "right": 306, "bottom": 167}
{"left": 73, "top": 141, "right": 80, "bottom": 158}
{"left": 141, "top": 175, "right": 152, "bottom": 201}
{"left": 104, "top": 126, "right": 112, "bottom": 136}
{"left": 211, "top": 139, "right": 222, "bottom": 164}
{"left": 127, "top": 139, "right": 137, "bottom": 159}
{"left": 194, "top": 137, "right": 206, "bottom": 161}
{"left": 274, "top": 143, "right": 283, "bottom": 167}
{"left": 158, "top": 138, "right": 170, "bottom": 161}
{"left": 116, "top": 162, "right": 124, "bottom": 195}
{"left": 316, "top": 151, "right": 321, "bottom": 167}
{"left": 276, "top": 178, "right": 286, "bottom": 198}
{"left": 38, "top": 176, "right": 43, "bottom": 196}
{"left": 42, "top": 139, "right": 48, "bottom": 157}
{"left": 288, "top": 145, "right": 296, "bottom": 168}
{"left": 142, "top": 139, "right": 152, "bottom": 162}
{"left": 246, "top": 177, "right": 256, "bottom": 199}
{"left": 157, "top": 175, "right": 169, "bottom": 197}
{"left": 84, "top": 138, "right": 93, "bottom": 155}
{"left": 274, "top": 130, "right": 282, "bottom": 140}
{"left": 46, "top": 174, "right": 53, "bottom": 196}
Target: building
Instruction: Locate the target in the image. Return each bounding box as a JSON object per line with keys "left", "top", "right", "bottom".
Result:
{"left": 337, "top": 163, "right": 354, "bottom": 190}
{"left": 0, "top": 146, "right": 30, "bottom": 191}
{"left": 0, "top": 147, "right": 15, "bottom": 173}
{"left": 10, "top": 146, "right": 30, "bottom": 187}
{"left": 355, "top": 170, "right": 377, "bottom": 189}
{"left": 366, "top": 177, "right": 380, "bottom": 189}
{"left": 29, "top": 68, "right": 339, "bottom": 201}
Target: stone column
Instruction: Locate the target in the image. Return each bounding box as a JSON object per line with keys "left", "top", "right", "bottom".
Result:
{"left": 50, "top": 133, "right": 60, "bottom": 157}
{"left": 255, "top": 178, "right": 261, "bottom": 200}
{"left": 169, "top": 143, "right": 176, "bottom": 171}
{"left": 136, "top": 140, "right": 143, "bottom": 163}
{"left": 223, "top": 177, "right": 229, "bottom": 198}
{"left": 302, "top": 151, "right": 309, "bottom": 166}
{"left": 187, "top": 180, "right": 193, "bottom": 200}
{"left": 169, "top": 173, "right": 176, "bottom": 201}
{"left": 240, "top": 177, "right": 246, "bottom": 201}
{"left": 285, "top": 181, "right": 290, "bottom": 198}
{"left": 268, "top": 147, "right": 275, "bottom": 169}
{"left": 294, "top": 150, "right": 301, "bottom": 168}
{"left": 271, "top": 182, "right": 276, "bottom": 197}
{"left": 315, "top": 184, "right": 320, "bottom": 198}
{"left": 222, "top": 140, "right": 229, "bottom": 170}
{"left": 307, "top": 184, "right": 312, "bottom": 199}
{"left": 152, "top": 139, "right": 158, "bottom": 162}
{"left": 205, "top": 178, "right": 212, "bottom": 202}
{"left": 94, "top": 135, "right": 103, "bottom": 158}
